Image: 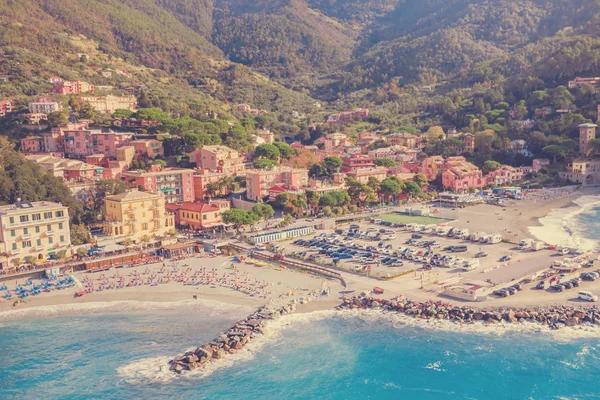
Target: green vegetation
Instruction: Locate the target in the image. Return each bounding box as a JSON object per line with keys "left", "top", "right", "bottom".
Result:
{"left": 378, "top": 213, "right": 450, "bottom": 226}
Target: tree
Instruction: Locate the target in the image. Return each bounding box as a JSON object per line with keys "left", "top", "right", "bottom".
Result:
{"left": 113, "top": 109, "right": 134, "bottom": 119}
{"left": 367, "top": 177, "right": 381, "bottom": 194}
{"left": 24, "top": 255, "right": 36, "bottom": 265}
{"left": 80, "top": 102, "right": 97, "bottom": 120}
{"left": 413, "top": 174, "right": 428, "bottom": 187}
{"left": 424, "top": 126, "right": 445, "bottom": 141}
{"left": 136, "top": 108, "right": 169, "bottom": 121}
{"left": 274, "top": 193, "right": 290, "bottom": 208}
{"left": 482, "top": 160, "right": 502, "bottom": 174}
{"left": 272, "top": 142, "right": 295, "bottom": 158}
{"left": 374, "top": 158, "right": 398, "bottom": 167}
{"left": 76, "top": 247, "right": 88, "bottom": 257}
{"left": 140, "top": 234, "right": 152, "bottom": 246}
{"left": 252, "top": 203, "right": 275, "bottom": 224}
{"left": 222, "top": 209, "right": 259, "bottom": 232}
{"left": 47, "top": 110, "right": 68, "bottom": 127}
{"left": 380, "top": 177, "right": 403, "bottom": 201}
{"left": 254, "top": 159, "right": 279, "bottom": 169}
{"left": 403, "top": 181, "right": 422, "bottom": 195}
{"left": 71, "top": 224, "right": 91, "bottom": 245}
{"left": 255, "top": 144, "right": 280, "bottom": 160}
{"left": 323, "top": 156, "right": 343, "bottom": 174}
{"left": 309, "top": 163, "right": 327, "bottom": 177}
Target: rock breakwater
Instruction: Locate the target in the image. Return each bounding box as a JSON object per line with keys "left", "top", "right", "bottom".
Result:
{"left": 337, "top": 296, "right": 600, "bottom": 330}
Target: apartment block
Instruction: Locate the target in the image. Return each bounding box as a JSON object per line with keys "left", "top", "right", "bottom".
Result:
{"left": 245, "top": 166, "right": 308, "bottom": 201}
{"left": 0, "top": 201, "right": 71, "bottom": 269}
{"left": 189, "top": 145, "right": 245, "bottom": 176}
{"left": 122, "top": 166, "right": 195, "bottom": 203}
{"left": 103, "top": 190, "right": 174, "bottom": 242}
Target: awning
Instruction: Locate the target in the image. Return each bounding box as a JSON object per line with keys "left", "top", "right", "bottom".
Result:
{"left": 101, "top": 244, "right": 127, "bottom": 253}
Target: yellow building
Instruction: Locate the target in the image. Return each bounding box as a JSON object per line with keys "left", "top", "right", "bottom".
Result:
{"left": 116, "top": 146, "right": 135, "bottom": 165}
{"left": 103, "top": 190, "right": 175, "bottom": 243}
{"left": 0, "top": 201, "right": 71, "bottom": 270}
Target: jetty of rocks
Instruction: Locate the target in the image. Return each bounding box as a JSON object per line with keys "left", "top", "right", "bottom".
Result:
{"left": 168, "top": 303, "right": 297, "bottom": 374}
{"left": 337, "top": 296, "right": 600, "bottom": 330}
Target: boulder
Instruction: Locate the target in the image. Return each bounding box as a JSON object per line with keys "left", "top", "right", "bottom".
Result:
{"left": 472, "top": 312, "right": 484, "bottom": 321}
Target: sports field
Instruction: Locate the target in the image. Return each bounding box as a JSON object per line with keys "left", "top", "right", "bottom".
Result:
{"left": 378, "top": 213, "right": 451, "bottom": 225}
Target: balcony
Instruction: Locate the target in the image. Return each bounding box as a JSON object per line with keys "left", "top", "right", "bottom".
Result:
{"left": 19, "top": 234, "right": 32, "bottom": 241}
{"left": 126, "top": 209, "right": 135, "bottom": 214}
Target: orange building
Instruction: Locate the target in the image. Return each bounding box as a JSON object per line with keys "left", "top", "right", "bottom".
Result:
{"left": 166, "top": 201, "right": 230, "bottom": 230}
{"left": 129, "top": 139, "right": 164, "bottom": 159}
{"left": 189, "top": 145, "right": 246, "bottom": 176}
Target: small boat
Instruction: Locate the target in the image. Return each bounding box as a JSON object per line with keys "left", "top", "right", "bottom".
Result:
{"left": 373, "top": 287, "right": 384, "bottom": 295}
{"left": 74, "top": 291, "right": 86, "bottom": 298}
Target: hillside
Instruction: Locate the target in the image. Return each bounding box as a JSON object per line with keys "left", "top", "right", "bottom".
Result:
{"left": 0, "top": 0, "right": 599, "bottom": 130}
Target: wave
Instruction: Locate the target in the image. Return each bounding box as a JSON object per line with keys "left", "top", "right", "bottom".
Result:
{"left": 117, "top": 308, "right": 600, "bottom": 385}
{"left": 529, "top": 194, "right": 600, "bottom": 251}
{"left": 0, "top": 299, "right": 253, "bottom": 322}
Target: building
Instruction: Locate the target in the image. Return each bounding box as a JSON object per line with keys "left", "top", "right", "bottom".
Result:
{"left": 323, "top": 133, "right": 352, "bottom": 152}
{"left": 122, "top": 166, "right": 195, "bottom": 203}
{"left": 568, "top": 77, "right": 600, "bottom": 89}
{"left": 246, "top": 166, "right": 308, "bottom": 201}
{"left": 28, "top": 97, "right": 62, "bottom": 114}
{"left": 386, "top": 132, "right": 418, "bottom": 149}
{"left": 116, "top": 146, "right": 135, "bottom": 165}
{"left": 509, "top": 140, "right": 534, "bottom": 157}
{"left": 165, "top": 200, "right": 230, "bottom": 230}
{"left": 63, "top": 129, "right": 133, "bottom": 158}
{"left": 0, "top": 201, "right": 71, "bottom": 268}
{"left": 103, "top": 190, "right": 174, "bottom": 242}
{"left": 0, "top": 100, "right": 14, "bottom": 117}
{"left": 189, "top": 145, "right": 245, "bottom": 176}
{"left": 579, "top": 123, "right": 597, "bottom": 156}
{"left": 420, "top": 156, "right": 444, "bottom": 181}
{"left": 485, "top": 165, "right": 524, "bottom": 186}
{"left": 50, "top": 81, "right": 94, "bottom": 95}
{"left": 532, "top": 158, "right": 550, "bottom": 173}
{"left": 344, "top": 167, "right": 388, "bottom": 184}
{"left": 25, "top": 154, "right": 103, "bottom": 180}
{"left": 20, "top": 136, "right": 45, "bottom": 153}
{"left": 341, "top": 154, "right": 374, "bottom": 173}
{"left": 192, "top": 169, "right": 226, "bottom": 201}
{"left": 442, "top": 157, "right": 486, "bottom": 191}
{"left": 256, "top": 129, "right": 274, "bottom": 144}
{"left": 560, "top": 159, "right": 600, "bottom": 185}
{"left": 129, "top": 139, "right": 164, "bottom": 159}
{"left": 25, "top": 113, "right": 47, "bottom": 124}
{"left": 79, "top": 95, "right": 137, "bottom": 114}
{"left": 463, "top": 134, "right": 475, "bottom": 153}
{"left": 327, "top": 108, "right": 369, "bottom": 124}
{"left": 267, "top": 184, "right": 304, "bottom": 202}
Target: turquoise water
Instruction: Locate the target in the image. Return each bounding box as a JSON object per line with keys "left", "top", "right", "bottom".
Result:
{"left": 574, "top": 204, "right": 600, "bottom": 249}
{"left": 2, "top": 307, "right": 600, "bottom": 399}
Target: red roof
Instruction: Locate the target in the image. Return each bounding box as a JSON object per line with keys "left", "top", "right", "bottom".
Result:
{"left": 166, "top": 202, "right": 220, "bottom": 213}
{"left": 268, "top": 184, "right": 300, "bottom": 194}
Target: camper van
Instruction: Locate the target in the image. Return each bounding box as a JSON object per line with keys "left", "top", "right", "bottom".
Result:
{"left": 479, "top": 235, "right": 490, "bottom": 243}
{"left": 578, "top": 291, "right": 598, "bottom": 302}
{"left": 461, "top": 259, "right": 480, "bottom": 271}
{"left": 519, "top": 239, "right": 534, "bottom": 250}
{"left": 456, "top": 229, "right": 470, "bottom": 239}
{"left": 532, "top": 241, "right": 546, "bottom": 251}
{"left": 469, "top": 232, "right": 482, "bottom": 242}
{"left": 487, "top": 234, "right": 502, "bottom": 244}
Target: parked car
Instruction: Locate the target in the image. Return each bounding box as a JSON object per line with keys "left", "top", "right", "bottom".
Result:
{"left": 578, "top": 291, "right": 599, "bottom": 302}
{"left": 475, "top": 252, "right": 488, "bottom": 258}
{"left": 499, "top": 255, "right": 512, "bottom": 262}
{"left": 536, "top": 280, "right": 549, "bottom": 290}
{"left": 551, "top": 284, "right": 565, "bottom": 292}
{"left": 494, "top": 289, "right": 509, "bottom": 297}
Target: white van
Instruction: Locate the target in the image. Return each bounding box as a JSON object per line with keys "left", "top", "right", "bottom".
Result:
{"left": 578, "top": 291, "right": 598, "bottom": 302}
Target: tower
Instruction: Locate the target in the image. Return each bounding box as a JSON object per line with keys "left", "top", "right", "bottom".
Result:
{"left": 579, "top": 123, "right": 597, "bottom": 155}
{"left": 463, "top": 134, "right": 475, "bottom": 154}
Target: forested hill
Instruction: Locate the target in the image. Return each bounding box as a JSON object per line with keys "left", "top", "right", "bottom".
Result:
{"left": 1, "top": 0, "right": 599, "bottom": 107}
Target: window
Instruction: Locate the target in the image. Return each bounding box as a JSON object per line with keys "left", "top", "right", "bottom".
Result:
{"left": 56, "top": 211, "right": 64, "bottom": 218}
{"left": 37, "top": 239, "right": 41, "bottom": 246}
{"left": 35, "top": 226, "right": 40, "bottom": 233}
{"left": 60, "top": 235, "right": 65, "bottom": 243}
{"left": 10, "top": 230, "right": 15, "bottom": 237}
{"left": 47, "top": 225, "right": 52, "bottom": 232}
{"left": 142, "top": 223, "right": 148, "bottom": 230}
{"left": 23, "top": 228, "right": 28, "bottom": 235}
{"left": 20, "top": 215, "right": 29, "bottom": 223}
{"left": 9, "top": 216, "right": 14, "bottom": 224}
{"left": 32, "top": 213, "right": 41, "bottom": 221}
{"left": 22, "top": 240, "right": 31, "bottom": 248}
{"left": 203, "top": 214, "right": 207, "bottom": 220}
{"left": 48, "top": 237, "right": 53, "bottom": 244}
{"left": 44, "top": 212, "right": 52, "bottom": 219}
{"left": 58, "top": 223, "right": 63, "bottom": 230}
{"left": 12, "top": 243, "right": 17, "bottom": 250}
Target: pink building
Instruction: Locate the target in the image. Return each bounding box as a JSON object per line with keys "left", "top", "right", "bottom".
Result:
{"left": 20, "top": 136, "right": 45, "bottom": 153}
{"left": 63, "top": 162, "right": 103, "bottom": 180}
{"left": 420, "top": 156, "right": 444, "bottom": 181}
{"left": 341, "top": 154, "right": 374, "bottom": 173}
{"left": 0, "top": 100, "right": 14, "bottom": 117}
{"left": 63, "top": 129, "right": 133, "bottom": 158}
{"left": 485, "top": 165, "right": 524, "bottom": 186}
{"left": 189, "top": 145, "right": 245, "bottom": 176}
{"left": 192, "top": 169, "right": 226, "bottom": 201}
{"left": 50, "top": 81, "right": 95, "bottom": 95}
{"left": 130, "top": 139, "right": 164, "bottom": 159}
{"left": 442, "top": 157, "right": 485, "bottom": 191}
{"left": 532, "top": 158, "right": 550, "bottom": 173}
{"left": 122, "top": 166, "right": 195, "bottom": 203}
{"left": 345, "top": 167, "right": 388, "bottom": 184}
{"left": 245, "top": 166, "right": 308, "bottom": 201}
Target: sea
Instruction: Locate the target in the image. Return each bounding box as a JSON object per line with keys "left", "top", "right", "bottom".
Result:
{"left": 529, "top": 194, "right": 600, "bottom": 252}
{"left": 2, "top": 302, "right": 600, "bottom": 399}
